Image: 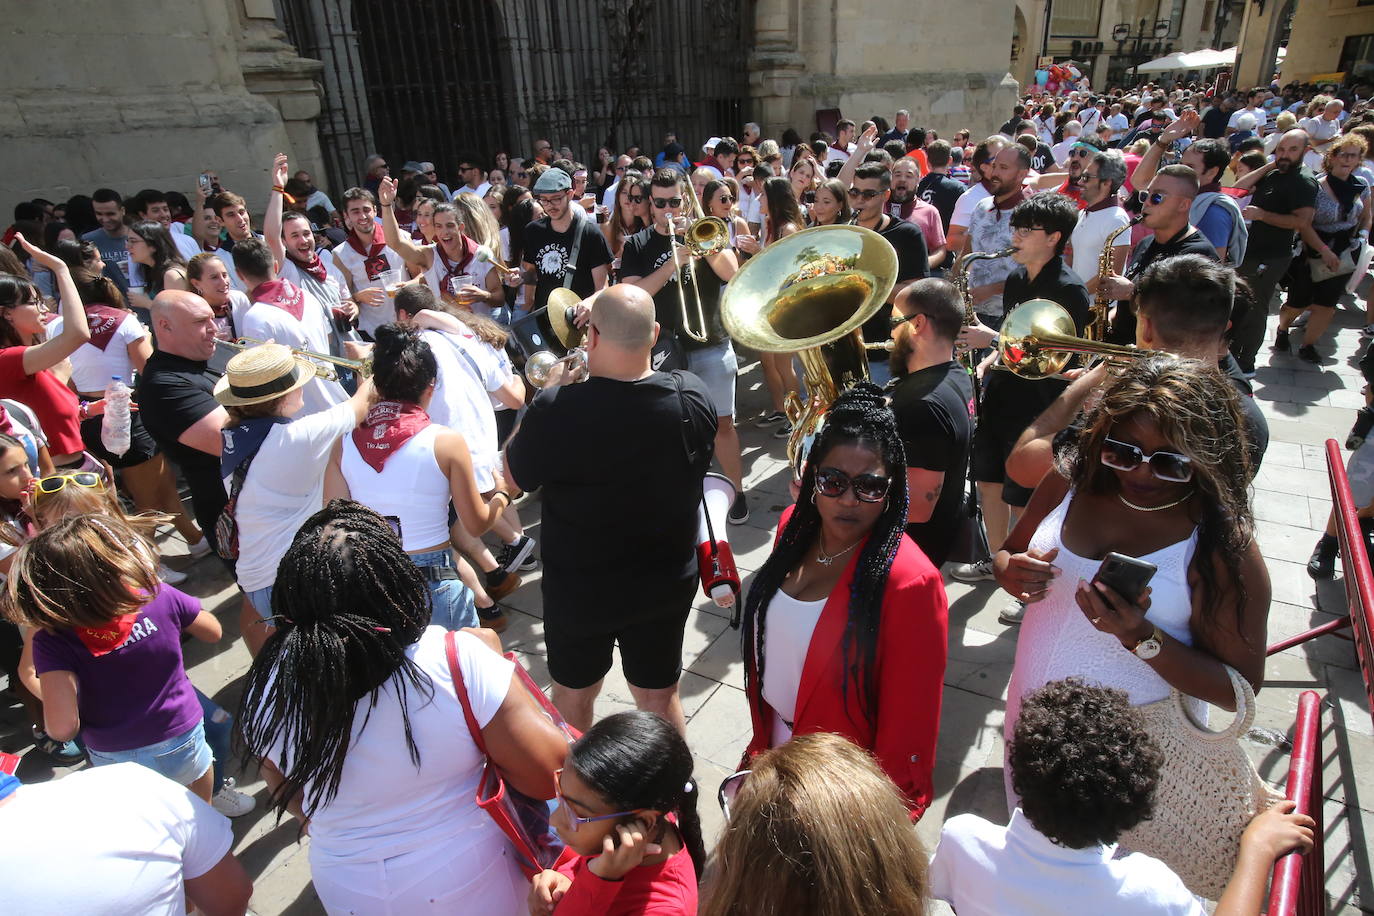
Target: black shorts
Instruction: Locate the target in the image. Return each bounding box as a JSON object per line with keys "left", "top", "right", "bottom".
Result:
{"left": 79, "top": 410, "right": 159, "bottom": 469}
{"left": 543, "top": 575, "right": 697, "bottom": 690}
{"left": 972, "top": 414, "right": 1033, "bottom": 507}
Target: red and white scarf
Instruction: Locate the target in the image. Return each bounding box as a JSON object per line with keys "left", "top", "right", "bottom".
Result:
{"left": 85, "top": 304, "right": 127, "bottom": 351}
{"left": 346, "top": 223, "right": 390, "bottom": 281}
{"left": 250, "top": 279, "right": 306, "bottom": 322}
{"left": 434, "top": 235, "right": 479, "bottom": 295}
{"left": 351, "top": 400, "right": 431, "bottom": 472}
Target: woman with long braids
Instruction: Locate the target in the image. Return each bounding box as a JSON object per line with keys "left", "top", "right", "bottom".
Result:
{"left": 238, "top": 500, "right": 568, "bottom": 915}
{"left": 740, "top": 383, "right": 949, "bottom": 819}
{"left": 995, "top": 356, "right": 1271, "bottom": 890}
{"left": 528, "top": 711, "right": 703, "bottom": 916}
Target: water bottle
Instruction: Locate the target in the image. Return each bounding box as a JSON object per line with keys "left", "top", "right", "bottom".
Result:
{"left": 101, "top": 376, "right": 132, "bottom": 457}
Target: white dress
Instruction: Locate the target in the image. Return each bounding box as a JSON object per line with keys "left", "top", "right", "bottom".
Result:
{"left": 1004, "top": 487, "right": 1202, "bottom": 767}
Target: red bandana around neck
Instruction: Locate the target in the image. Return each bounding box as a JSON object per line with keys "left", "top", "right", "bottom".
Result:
{"left": 85, "top": 303, "right": 127, "bottom": 350}
{"left": 434, "top": 235, "right": 479, "bottom": 295}
{"left": 250, "top": 279, "right": 306, "bottom": 322}
{"left": 352, "top": 400, "right": 432, "bottom": 472}
{"left": 0, "top": 403, "right": 13, "bottom": 437}
{"left": 296, "top": 249, "right": 329, "bottom": 284}
{"left": 74, "top": 612, "right": 140, "bottom": 656}
{"left": 347, "top": 223, "right": 390, "bottom": 281}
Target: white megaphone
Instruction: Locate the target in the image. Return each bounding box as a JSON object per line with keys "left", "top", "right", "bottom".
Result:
{"left": 696, "top": 472, "right": 741, "bottom": 616}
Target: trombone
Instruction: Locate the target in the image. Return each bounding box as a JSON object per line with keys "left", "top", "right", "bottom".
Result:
{"left": 996, "top": 300, "right": 1156, "bottom": 379}
{"left": 217, "top": 337, "right": 373, "bottom": 382}
{"left": 669, "top": 178, "right": 730, "bottom": 343}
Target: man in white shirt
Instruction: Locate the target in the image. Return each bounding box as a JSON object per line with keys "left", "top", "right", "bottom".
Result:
{"left": 1106, "top": 103, "right": 1131, "bottom": 141}
{"left": 946, "top": 135, "right": 1010, "bottom": 257}
{"left": 1227, "top": 88, "right": 1268, "bottom": 136}
{"left": 600, "top": 155, "right": 633, "bottom": 211}
{"left": 1076, "top": 98, "right": 1105, "bottom": 138}
{"left": 1050, "top": 121, "right": 1082, "bottom": 167}
{"left": 0, "top": 763, "right": 251, "bottom": 915}
{"left": 331, "top": 187, "right": 407, "bottom": 337}
{"left": 451, "top": 155, "right": 492, "bottom": 200}
{"left": 232, "top": 238, "right": 348, "bottom": 417}
{"left": 929, "top": 679, "right": 1315, "bottom": 916}
{"left": 1299, "top": 98, "right": 1344, "bottom": 172}
{"left": 828, "top": 118, "right": 857, "bottom": 164}
{"left": 132, "top": 190, "right": 203, "bottom": 262}
{"left": 1068, "top": 149, "right": 1131, "bottom": 283}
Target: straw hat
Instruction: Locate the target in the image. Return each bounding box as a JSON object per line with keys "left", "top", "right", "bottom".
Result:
{"left": 213, "top": 343, "right": 316, "bottom": 407}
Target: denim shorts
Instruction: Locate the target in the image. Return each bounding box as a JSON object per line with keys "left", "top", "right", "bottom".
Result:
{"left": 686, "top": 341, "right": 738, "bottom": 419}
{"left": 411, "top": 549, "right": 477, "bottom": 630}
{"left": 246, "top": 585, "right": 276, "bottom": 623}
{"left": 87, "top": 720, "right": 213, "bottom": 787}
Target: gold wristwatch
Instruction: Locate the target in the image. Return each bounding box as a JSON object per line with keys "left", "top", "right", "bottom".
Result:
{"left": 1125, "top": 625, "right": 1163, "bottom": 660}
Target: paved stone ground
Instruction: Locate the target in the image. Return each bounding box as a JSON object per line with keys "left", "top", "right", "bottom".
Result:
{"left": 2, "top": 298, "right": 1372, "bottom": 914}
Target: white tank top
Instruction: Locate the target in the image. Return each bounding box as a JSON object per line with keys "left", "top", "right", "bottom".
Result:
{"left": 340, "top": 424, "right": 450, "bottom": 551}
{"left": 422, "top": 243, "right": 494, "bottom": 317}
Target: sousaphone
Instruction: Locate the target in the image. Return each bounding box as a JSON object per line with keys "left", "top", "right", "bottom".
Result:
{"left": 720, "top": 224, "right": 898, "bottom": 470}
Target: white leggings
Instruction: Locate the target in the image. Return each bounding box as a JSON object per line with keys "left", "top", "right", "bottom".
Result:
{"left": 311, "top": 842, "right": 526, "bottom": 915}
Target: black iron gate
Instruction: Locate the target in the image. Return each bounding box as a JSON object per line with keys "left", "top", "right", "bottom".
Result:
{"left": 274, "top": 0, "right": 754, "bottom": 196}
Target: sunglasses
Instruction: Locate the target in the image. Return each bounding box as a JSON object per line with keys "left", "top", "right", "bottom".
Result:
{"left": 718, "top": 770, "right": 750, "bottom": 820}
{"left": 554, "top": 769, "right": 644, "bottom": 832}
{"left": 1070, "top": 149, "right": 1094, "bottom": 158}
{"left": 889, "top": 310, "right": 923, "bottom": 330}
{"left": 716, "top": 195, "right": 735, "bottom": 204}
{"left": 1100, "top": 437, "right": 1194, "bottom": 482}
{"left": 847, "top": 188, "right": 883, "bottom": 200}
{"left": 738, "top": 159, "right": 757, "bottom": 167}
{"left": 815, "top": 467, "right": 891, "bottom": 503}
{"left": 1146, "top": 191, "right": 1170, "bottom": 205}
{"left": 1078, "top": 172, "right": 1103, "bottom": 183}
{"left": 626, "top": 195, "right": 645, "bottom": 203}
{"left": 651, "top": 197, "right": 684, "bottom": 209}
{"left": 33, "top": 471, "right": 104, "bottom": 502}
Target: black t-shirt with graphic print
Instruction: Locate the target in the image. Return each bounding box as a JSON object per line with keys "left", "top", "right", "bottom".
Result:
{"left": 522, "top": 215, "right": 614, "bottom": 311}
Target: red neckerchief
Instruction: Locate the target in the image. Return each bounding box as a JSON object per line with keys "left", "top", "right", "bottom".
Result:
{"left": 1057, "top": 180, "right": 1086, "bottom": 208}
{"left": 993, "top": 188, "right": 1028, "bottom": 216}
{"left": 351, "top": 400, "right": 432, "bottom": 472}
{"left": 84, "top": 304, "right": 127, "bottom": 350}
{"left": 1084, "top": 195, "right": 1119, "bottom": 213}
{"left": 250, "top": 278, "right": 306, "bottom": 322}
{"left": 74, "top": 612, "right": 139, "bottom": 657}
{"left": 887, "top": 198, "right": 917, "bottom": 221}
{"left": 434, "top": 235, "right": 479, "bottom": 293}
{"left": 346, "top": 223, "right": 389, "bottom": 280}
{"left": 295, "top": 248, "right": 329, "bottom": 284}
{"left": 0, "top": 404, "right": 13, "bottom": 437}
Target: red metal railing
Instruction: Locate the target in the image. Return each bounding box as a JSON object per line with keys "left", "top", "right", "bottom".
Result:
{"left": 1324, "top": 438, "right": 1374, "bottom": 730}
{"left": 1265, "top": 690, "right": 1326, "bottom": 916}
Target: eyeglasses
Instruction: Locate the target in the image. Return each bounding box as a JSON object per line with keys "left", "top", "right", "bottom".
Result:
{"left": 1011, "top": 225, "right": 1047, "bottom": 236}
{"left": 33, "top": 472, "right": 104, "bottom": 503}
{"left": 1078, "top": 172, "right": 1104, "bottom": 183}
{"left": 847, "top": 188, "right": 883, "bottom": 200}
{"left": 738, "top": 159, "right": 757, "bottom": 168}
{"left": 535, "top": 194, "right": 567, "bottom": 206}
{"left": 554, "top": 769, "right": 643, "bottom": 832}
{"left": 651, "top": 196, "right": 684, "bottom": 209}
{"left": 718, "top": 770, "right": 750, "bottom": 820}
{"left": 1100, "top": 437, "right": 1194, "bottom": 482}
{"left": 814, "top": 467, "right": 891, "bottom": 503}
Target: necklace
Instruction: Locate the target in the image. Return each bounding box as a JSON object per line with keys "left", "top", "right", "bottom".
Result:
{"left": 1118, "top": 491, "right": 1192, "bottom": 512}
{"left": 816, "top": 531, "right": 863, "bottom": 566}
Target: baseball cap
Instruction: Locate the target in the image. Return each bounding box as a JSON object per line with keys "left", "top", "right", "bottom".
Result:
{"left": 703, "top": 137, "right": 722, "bottom": 155}
{"left": 401, "top": 160, "right": 425, "bottom": 174}
{"left": 533, "top": 169, "right": 572, "bottom": 193}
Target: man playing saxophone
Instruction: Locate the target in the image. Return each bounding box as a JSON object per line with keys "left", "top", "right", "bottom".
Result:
{"left": 1068, "top": 150, "right": 1133, "bottom": 340}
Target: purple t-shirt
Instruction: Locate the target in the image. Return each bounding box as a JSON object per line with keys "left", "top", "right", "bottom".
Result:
{"left": 32, "top": 586, "right": 203, "bottom": 752}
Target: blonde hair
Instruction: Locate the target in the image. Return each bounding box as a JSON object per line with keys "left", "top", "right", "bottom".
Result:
{"left": 701, "top": 733, "right": 929, "bottom": 916}
{"left": 4, "top": 514, "right": 161, "bottom": 630}
{"left": 30, "top": 474, "right": 171, "bottom": 538}
{"left": 449, "top": 193, "right": 500, "bottom": 253}
{"left": 1325, "top": 132, "right": 1369, "bottom": 175}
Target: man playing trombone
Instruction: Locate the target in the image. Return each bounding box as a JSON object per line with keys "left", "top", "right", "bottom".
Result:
{"left": 621, "top": 169, "right": 749, "bottom": 523}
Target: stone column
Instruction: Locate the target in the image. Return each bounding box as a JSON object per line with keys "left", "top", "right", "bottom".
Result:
{"left": 750, "top": 0, "right": 808, "bottom": 140}
{"left": 234, "top": 0, "right": 326, "bottom": 186}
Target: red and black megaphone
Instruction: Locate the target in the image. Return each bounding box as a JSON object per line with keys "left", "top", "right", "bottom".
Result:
{"left": 696, "top": 472, "right": 741, "bottom": 622}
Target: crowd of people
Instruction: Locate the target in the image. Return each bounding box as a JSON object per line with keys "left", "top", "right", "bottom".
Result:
{"left": 0, "top": 75, "right": 1366, "bottom": 912}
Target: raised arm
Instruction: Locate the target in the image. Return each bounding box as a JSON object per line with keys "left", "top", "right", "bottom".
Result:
{"left": 14, "top": 234, "right": 90, "bottom": 375}
{"left": 838, "top": 125, "right": 879, "bottom": 189}
{"left": 377, "top": 177, "right": 430, "bottom": 269}
{"left": 264, "top": 153, "right": 289, "bottom": 270}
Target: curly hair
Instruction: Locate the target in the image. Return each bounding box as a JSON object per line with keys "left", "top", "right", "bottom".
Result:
{"left": 1010, "top": 678, "right": 1162, "bottom": 848}
{"left": 742, "top": 383, "right": 908, "bottom": 728}
{"left": 1056, "top": 355, "right": 1253, "bottom": 643}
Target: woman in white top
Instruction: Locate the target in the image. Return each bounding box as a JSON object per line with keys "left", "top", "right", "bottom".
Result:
{"left": 213, "top": 343, "right": 373, "bottom": 655}
{"left": 52, "top": 264, "right": 208, "bottom": 556}
{"left": 326, "top": 324, "right": 513, "bottom": 630}
{"left": 995, "top": 356, "right": 1270, "bottom": 884}
{"left": 237, "top": 500, "right": 568, "bottom": 916}
{"left": 378, "top": 179, "right": 502, "bottom": 316}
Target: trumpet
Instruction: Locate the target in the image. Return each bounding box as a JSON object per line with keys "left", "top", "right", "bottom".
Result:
{"left": 996, "top": 299, "right": 1156, "bottom": 379}
{"left": 218, "top": 337, "right": 372, "bottom": 382}
{"left": 669, "top": 179, "right": 730, "bottom": 343}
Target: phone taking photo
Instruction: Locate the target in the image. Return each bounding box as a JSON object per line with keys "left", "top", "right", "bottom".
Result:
{"left": 1092, "top": 551, "right": 1156, "bottom": 602}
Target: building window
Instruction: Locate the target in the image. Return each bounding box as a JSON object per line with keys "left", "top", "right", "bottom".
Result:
{"left": 1339, "top": 33, "right": 1374, "bottom": 81}
{"left": 1051, "top": 0, "right": 1103, "bottom": 38}
{"left": 1167, "top": 0, "right": 1187, "bottom": 38}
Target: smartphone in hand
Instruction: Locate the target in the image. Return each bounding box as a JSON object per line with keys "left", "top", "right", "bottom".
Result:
{"left": 1092, "top": 551, "right": 1156, "bottom": 602}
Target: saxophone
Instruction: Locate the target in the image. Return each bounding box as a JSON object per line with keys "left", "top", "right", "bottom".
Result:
{"left": 1089, "top": 219, "right": 1139, "bottom": 342}
{"left": 954, "top": 248, "right": 1014, "bottom": 370}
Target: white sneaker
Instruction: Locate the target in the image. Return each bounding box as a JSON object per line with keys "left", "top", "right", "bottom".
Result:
{"left": 999, "top": 598, "right": 1027, "bottom": 625}
{"left": 211, "top": 778, "right": 256, "bottom": 817}
{"left": 157, "top": 563, "right": 188, "bottom": 585}
{"left": 187, "top": 536, "right": 213, "bottom": 559}
{"left": 950, "top": 558, "right": 995, "bottom": 582}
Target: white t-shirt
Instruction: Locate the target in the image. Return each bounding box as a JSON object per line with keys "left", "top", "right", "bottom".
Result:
{"left": 49, "top": 312, "right": 147, "bottom": 392}
{"left": 760, "top": 589, "right": 826, "bottom": 747}
{"left": 1299, "top": 116, "right": 1342, "bottom": 172}
{"left": 929, "top": 809, "right": 1205, "bottom": 916}
{"left": 1050, "top": 137, "right": 1079, "bottom": 167}
{"left": 238, "top": 289, "right": 349, "bottom": 418}
{"left": 266, "top": 627, "right": 515, "bottom": 865}
{"left": 305, "top": 189, "right": 336, "bottom": 214}
{"left": 1069, "top": 206, "right": 1133, "bottom": 284}
{"left": 1107, "top": 113, "right": 1130, "bottom": 138}
{"left": 950, "top": 182, "right": 993, "bottom": 231}
{"left": 421, "top": 327, "right": 503, "bottom": 490}
{"left": 331, "top": 238, "right": 406, "bottom": 337}
{"left": 0, "top": 763, "right": 233, "bottom": 916}
{"left": 229, "top": 400, "right": 356, "bottom": 591}
{"left": 453, "top": 181, "right": 492, "bottom": 201}
{"left": 739, "top": 186, "right": 763, "bottom": 226}
{"left": 1228, "top": 106, "right": 1266, "bottom": 130}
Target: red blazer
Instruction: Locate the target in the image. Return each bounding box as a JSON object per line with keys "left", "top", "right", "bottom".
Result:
{"left": 744, "top": 507, "right": 949, "bottom": 819}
